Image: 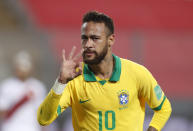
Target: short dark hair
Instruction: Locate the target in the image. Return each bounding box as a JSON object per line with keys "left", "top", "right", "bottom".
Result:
{"left": 82, "top": 11, "right": 114, "bottom": 35}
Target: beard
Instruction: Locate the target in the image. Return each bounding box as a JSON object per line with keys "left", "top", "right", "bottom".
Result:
{"left": 83, "top": 44, "right": 108, "bottom": 65}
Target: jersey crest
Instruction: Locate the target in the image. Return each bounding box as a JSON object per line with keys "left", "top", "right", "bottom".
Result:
{"left": 117, "top": 90, "right": 129, "bottom": 106}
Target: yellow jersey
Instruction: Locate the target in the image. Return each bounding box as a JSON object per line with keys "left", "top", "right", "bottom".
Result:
{"left": 38, "top": 54, "right": 167, "bottom": 131}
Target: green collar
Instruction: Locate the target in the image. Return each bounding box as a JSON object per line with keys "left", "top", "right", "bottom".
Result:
{"left": 83, "top": 54, "right": 121, "bottom": 82}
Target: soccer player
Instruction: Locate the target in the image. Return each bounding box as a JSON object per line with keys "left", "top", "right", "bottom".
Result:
{"left": 0, "top": 51, "right": 47, "bottom": 131}
{"left": 37, "top": 11, "right": 172, "bottom": 131}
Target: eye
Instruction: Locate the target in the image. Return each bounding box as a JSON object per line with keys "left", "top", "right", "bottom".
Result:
{"left": 91, "top": 36, "right": 99, "bottom": 41}
{"left": 94, "top": 37, "right": 99, "bottom": 40}
{"left": 81, "top": 35, "right": 88, "bottom": 40}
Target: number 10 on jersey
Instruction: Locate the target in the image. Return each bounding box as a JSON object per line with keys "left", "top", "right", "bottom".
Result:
{"left": 98, "top": 110, "right": 115, "bottom": 131}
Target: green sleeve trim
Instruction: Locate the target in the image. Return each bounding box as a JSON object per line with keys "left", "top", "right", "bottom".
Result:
{"left": 57, "top": 105, "right": 61, "bottom": 115}
{"left": 152, "top": 95, "right": 166, "bottom": 111}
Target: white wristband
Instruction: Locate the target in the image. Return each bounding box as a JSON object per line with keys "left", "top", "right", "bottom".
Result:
{"left": 52, "top": 79, "right": 67, "bottom": 95}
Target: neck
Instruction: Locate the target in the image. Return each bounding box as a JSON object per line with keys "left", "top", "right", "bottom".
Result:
{"left": 88, "top": 52, "right": 114, "bottom": 79}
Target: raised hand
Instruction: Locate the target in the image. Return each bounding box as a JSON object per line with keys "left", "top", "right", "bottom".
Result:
{"left": 58, "top": 46, "right": 82, "bottom": 84}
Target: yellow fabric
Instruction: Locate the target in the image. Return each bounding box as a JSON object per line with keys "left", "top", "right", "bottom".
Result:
{"left": 37, "top": 89, "right": 61, "bottom": 125}
{"left": 149, "top": 98, "right": 172, "bottom": 131}
{"left": 37, "top": 57, "right": 171, "bottom": 131}
{"left": 95, "top": 76, "right": 109, "bottom": 81}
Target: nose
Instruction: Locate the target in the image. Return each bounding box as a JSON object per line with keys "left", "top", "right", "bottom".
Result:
{"left": 84, "top": 38, "right": 93, "bottom": 48}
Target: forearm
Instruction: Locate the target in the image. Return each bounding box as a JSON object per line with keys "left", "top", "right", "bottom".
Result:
{"left": 37, "top": 89, "right": 62, "bottom": 126}
{"left": 37, "top": 79, "right": 67, "bottom": 126}
{"left": 38, "top": 46, "right": 79, "bottom": 126}
{"left": 149, "top": 98, "right": 172, "bottom": 131}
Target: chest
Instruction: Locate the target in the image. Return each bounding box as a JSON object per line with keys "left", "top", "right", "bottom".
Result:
{"left": 2, "top": 81, "right": 39, "bottom": 107}
{"left": 75, "top": 77, "right": 138, "bottom": 111}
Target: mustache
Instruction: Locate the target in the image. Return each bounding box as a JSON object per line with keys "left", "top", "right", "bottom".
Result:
{"left": 83, "top": 49, "right": 96, "bottom": 54}
{"left": 82, "top": 50, "right": 98, "bottom": 57}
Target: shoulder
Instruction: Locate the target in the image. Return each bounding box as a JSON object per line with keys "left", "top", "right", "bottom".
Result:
{"left": 119, "top": 58, "right": 154, "bottom": 82}
{"left": 0, "top": 77, "right": 22, "bottom": 97}
{"left": 1, "top": 77, "right": 18, "bottom": 83}
{"left": 28, "top": 78, "right": 45, "bottom": 86}
{"left": 0, "top": 77, "right": 19, "bottom": 88}
{"left": 120, "top": 58, "right": 148, "bottom": 72}
{"left": 27, "top": 78, "right": 47, "bottom": 93}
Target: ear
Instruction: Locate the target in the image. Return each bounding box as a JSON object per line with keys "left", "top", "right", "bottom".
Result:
{"left": 108, "top": 34, "right": 115, "bottom": 47}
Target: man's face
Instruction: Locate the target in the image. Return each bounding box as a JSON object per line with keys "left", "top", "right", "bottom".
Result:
{"left": 15, "top": 65, "right": 32, "bottom": 81}
{"left": 81, "top": 22, "right": 110, "bottom": 65}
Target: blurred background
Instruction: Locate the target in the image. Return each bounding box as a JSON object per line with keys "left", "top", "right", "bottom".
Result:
{"left": 0, "top": 0, "right": 193, "bottom": 130}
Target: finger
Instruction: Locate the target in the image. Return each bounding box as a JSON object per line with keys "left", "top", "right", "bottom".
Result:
{"left": 71, "top": 72, "right": 77, "bottom": 79}
{"left": 73, "top": 50, "right": 82, "bottom": 62}
{"left": 74, "top": 70, "right": 82, "bottom": 78}
{"left": 75, "top": 63, "right": 82, "bottom": 74}
{"left": 75, "top": 62, "right": 82, "bottom": 69}
{"left": 78, "top": 65, "right": 82, "bottom": 72}
{"left": 62, "top": 49, "right": 66, "bottom": 61}
{"left": 77, "top": 66, "right": 82, "bottom": 74}
{"left": 69, "top": 46, "right": 76, "bottom": 60}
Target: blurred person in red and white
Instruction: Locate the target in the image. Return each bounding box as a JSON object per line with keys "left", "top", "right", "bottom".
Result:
{"left": 0, "top": 51, "right": 47, "bottom": 131}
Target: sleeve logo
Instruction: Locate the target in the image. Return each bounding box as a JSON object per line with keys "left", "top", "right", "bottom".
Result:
{"left": 154, "top": 85, "right": 162, "bottom": 100}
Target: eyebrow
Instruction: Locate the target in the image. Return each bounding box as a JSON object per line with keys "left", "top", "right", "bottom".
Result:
{"left": 81, "top": 35, "right": 88, "bottom": 39}
{"left": 81, "top": 34, "right": 101, "bottom": 38}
